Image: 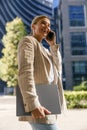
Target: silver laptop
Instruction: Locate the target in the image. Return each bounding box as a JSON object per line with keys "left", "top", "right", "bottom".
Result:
{"left": 36, "top": 84, "right": 61, "bottom": 114}
{"left": 16, "top": 84, "right": 61, "bottom": 116}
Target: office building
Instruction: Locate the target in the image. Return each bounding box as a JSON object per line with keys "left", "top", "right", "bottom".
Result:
{"left": 57, "top": 0, "right": 87, "bottom": 89}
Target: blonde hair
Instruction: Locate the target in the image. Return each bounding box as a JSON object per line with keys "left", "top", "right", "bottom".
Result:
{"left": 31, "top": 15, "right": 50, "bottom": 27}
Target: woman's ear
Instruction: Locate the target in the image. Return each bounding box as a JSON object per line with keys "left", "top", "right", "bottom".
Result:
{"left": 31, "top": 24, "right": 35, "bottom": 30}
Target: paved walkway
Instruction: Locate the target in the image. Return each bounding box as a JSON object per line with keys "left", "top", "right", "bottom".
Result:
{"left": 0, "top": 96, "right": 87, "bottom": 130}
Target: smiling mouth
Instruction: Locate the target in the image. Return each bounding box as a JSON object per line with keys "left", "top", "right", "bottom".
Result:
{"left": 43, "top": 31, "right": 48, "bottom": 35}
{"left": 42, "top": 29, "right": 47, "bottom": 33}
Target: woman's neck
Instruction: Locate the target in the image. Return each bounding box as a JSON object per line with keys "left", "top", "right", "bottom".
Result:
{"left": 33, "top": 34, "right": 42, "bottom": 42}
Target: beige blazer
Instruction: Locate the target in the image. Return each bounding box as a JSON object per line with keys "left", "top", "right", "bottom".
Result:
{"left": 17, "top": 35, "right": 66, "bottom": 124}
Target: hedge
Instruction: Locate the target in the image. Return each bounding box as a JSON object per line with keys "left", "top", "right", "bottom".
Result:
{"left": 64, "top": 91, "right": 87, "bottom": 109}
{"left": 73, "top": 81, "right": 87, "bottom": 91}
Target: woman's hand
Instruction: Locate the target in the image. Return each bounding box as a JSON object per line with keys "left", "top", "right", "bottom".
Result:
{"left": 31, "top": 106, "right": 51, "bottom": 119}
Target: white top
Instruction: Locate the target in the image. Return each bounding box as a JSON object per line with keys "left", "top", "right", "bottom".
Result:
{"left": 48, "top": 58, "right": 54, "bottom": 83}
{"left": 44, "top": 47, "right": 54, "bottom": 83}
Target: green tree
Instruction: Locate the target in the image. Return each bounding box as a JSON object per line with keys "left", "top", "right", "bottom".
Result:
{"left": 0, "top": 17, "right": 27, "bottom": 93}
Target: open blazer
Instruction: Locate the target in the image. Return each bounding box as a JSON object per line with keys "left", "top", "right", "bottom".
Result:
{"left": 17, "top": 35, "right": 66, "bottom": 124}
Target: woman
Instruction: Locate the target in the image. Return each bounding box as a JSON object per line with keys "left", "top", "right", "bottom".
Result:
{"left": 17, "top": 15, "right": 66, "bottom": 130}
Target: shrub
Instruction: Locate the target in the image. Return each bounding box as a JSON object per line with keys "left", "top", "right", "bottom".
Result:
{"left": 64, "top": 91, "right": 87, "bottom": 109}
{"left": 73, "top": 81, "right": 87, "bottom": 91}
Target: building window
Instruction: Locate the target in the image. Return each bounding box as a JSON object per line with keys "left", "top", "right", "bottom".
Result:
{"left": 72, "top": 61, "right": 87, "bottom": 85}
{"left": 70, "top": 32, "right": 87, "bottom": 55}
{"left": 68, "top": 5, "right": 85, "bottom": 26}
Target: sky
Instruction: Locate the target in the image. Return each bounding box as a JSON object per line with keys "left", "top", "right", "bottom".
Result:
{"left": 52, "top": 0, "right": 59, "bottom": 8}
{"left": 46, "top": 0, "right": 59, "bottom": 8}
{"left": 48, "top": 0, "right": 53, "bottom": 2}
{"left": 46, "top": 0, "right": 53, "bottom": 3}
{"left": 47, "top": 0, "right": 59, "bottom": 3}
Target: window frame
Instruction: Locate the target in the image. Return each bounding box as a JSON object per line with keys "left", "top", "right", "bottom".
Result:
{"left": 70, "top": 32, "right": 87, "bottom": 55}
{"left": 68, "top": 5, "right": 86, "bottom": 27}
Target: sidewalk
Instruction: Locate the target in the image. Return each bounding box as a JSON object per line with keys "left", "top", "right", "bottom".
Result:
{"left": 0, "top": 96, "right": 87, "bottom": 130}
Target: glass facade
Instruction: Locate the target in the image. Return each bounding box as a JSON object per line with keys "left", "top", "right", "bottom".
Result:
{"left": 72, "top": 61, "right": 87, "bottom": 85}
{"left": 57, "top": 1, "right": 87, "bottom": 89}
{"left": 68, "top": 5, "right": 85, "bottom": 26}
{"left": 70, "top": 32, "right": 87, "bottom": 55}
{"left": 69, "top": 5, "right": 87, "bottom": 86}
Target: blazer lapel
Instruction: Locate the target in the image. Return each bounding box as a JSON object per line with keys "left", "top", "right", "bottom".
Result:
{"left": 31, "top": 36, "right": 51, "bottom": 64}
{"left": 37, "top": 41, "right": 51, "bottom": 62}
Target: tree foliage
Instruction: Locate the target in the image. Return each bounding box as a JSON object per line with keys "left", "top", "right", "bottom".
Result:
{"left": 0, "top": 17, "right": 27, "bottom": 87}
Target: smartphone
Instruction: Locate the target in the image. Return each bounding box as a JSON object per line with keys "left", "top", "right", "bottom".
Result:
{"left": 46, "top": 31, "right": 55, "bottom": 41}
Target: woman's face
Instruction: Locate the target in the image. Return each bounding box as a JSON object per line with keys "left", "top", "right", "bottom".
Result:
{"left": 32, "top": 18, "right": 51, "bottom": 41}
